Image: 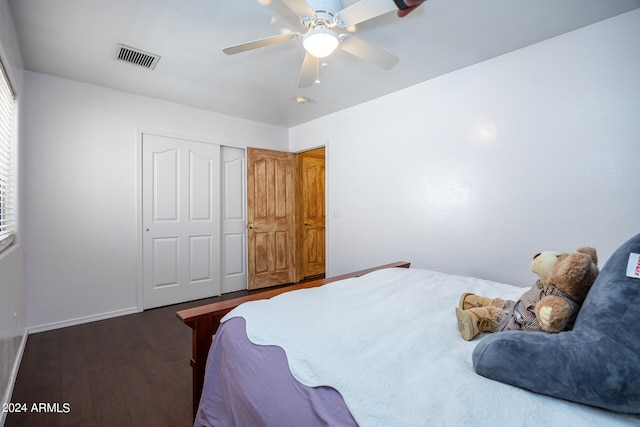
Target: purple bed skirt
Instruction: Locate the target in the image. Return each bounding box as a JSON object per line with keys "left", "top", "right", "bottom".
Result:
{"left": 194, "top": 317, "right": 358, "bottom": 427}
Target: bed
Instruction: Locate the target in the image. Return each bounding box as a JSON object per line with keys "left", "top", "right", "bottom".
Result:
{"left": 177, "top": 234, "right": 640, "bottom": 426}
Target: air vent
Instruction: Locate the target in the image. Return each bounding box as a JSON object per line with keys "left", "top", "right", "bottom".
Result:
{"left": 116, "top": 44, "right": 160, "bottom": 70}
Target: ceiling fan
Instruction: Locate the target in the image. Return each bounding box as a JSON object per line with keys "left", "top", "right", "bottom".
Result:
{"left": 223, "top": 0, "right": 401, "bottom": 88}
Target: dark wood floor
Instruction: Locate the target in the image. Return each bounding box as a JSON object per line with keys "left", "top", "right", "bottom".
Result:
{"left": 6, "top": 293, "right": 243, "bottom": 427}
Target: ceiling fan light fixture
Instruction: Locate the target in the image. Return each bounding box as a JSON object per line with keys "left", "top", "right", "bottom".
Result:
{"left": 303, "top": 27, "right": 339, "bottom": 58}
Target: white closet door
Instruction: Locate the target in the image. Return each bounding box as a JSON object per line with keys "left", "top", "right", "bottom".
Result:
{"left": 142, "top": 134, "right": 221, "bottom": 309}
{"left": 221, "top": 146, "right": 247, "bottom": 293}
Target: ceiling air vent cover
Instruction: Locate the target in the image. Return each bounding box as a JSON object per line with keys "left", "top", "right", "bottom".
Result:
{"left": 116, "top": 44, "right": 160, "bottom": 70}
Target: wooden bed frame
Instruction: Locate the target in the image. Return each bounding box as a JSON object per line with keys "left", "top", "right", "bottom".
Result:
{"left": 176, "top": 261, "right": 410, "bottom": 418}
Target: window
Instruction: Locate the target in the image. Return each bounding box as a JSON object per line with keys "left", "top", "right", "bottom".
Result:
{"left": 0, "top": 60, "right": 15, "bottom": 253}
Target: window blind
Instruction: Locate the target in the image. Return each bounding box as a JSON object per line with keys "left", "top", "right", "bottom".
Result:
{"left": 0, "top": 60, "right": 15, "bottom": 253}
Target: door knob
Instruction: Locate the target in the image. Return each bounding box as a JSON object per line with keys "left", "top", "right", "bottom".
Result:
{"left": 248, "top": 224, "right": 258, "bottom": 229}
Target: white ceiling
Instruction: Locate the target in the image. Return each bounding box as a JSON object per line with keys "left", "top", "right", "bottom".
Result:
{"left": 8, "top": 0, "right": 640, "bottom": 127}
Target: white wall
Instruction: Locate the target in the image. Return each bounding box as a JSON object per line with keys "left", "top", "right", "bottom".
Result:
{"left": 290, "top": 9, "right": 640, "bottom": 286}
{"left": 22, "top": 72, "right": 288, "bottom": 332}
{"left": 0, "top": 0, "right": 25, "bottom": 422}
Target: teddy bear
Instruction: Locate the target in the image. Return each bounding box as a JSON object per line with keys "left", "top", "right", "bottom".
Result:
{"left": 455, "top": 246, "right": 599, "bottom": 341}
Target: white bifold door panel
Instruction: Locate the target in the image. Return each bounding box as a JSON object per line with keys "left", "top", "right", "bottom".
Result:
{"left": 221, "top": 146, "right": 248, "bottom": 293}
{"left": 142, "top": 134, "right": 222, "bottom": 309}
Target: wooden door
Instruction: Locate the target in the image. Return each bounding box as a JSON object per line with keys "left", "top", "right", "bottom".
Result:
{"left": 298, "top": 148, "right": 326, "bottom": 279}
{"left": 246, "top": 148, "right": 295, "bottom": 290}
{"left": 142, "top": 134, "right": 221, "bottom": 309}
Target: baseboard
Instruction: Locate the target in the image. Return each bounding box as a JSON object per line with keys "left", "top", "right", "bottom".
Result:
{"left": 1, "top": 330, "right": 27, "bottom": 427}
{"left": 28, "top": 307, "right": 140, "bottom": 334}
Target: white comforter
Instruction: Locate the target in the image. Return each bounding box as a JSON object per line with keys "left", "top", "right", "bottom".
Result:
{"left": 223, "top": 268, "right": 639, "bottom": 426}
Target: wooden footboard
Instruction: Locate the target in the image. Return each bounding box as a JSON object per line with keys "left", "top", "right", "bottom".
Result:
{"left": 176, "top": 261, "right": 410, "bottom": 419}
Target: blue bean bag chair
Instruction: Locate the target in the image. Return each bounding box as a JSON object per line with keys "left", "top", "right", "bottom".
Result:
{"left": 473, "top": 232, "right": 640, "bottom": 414}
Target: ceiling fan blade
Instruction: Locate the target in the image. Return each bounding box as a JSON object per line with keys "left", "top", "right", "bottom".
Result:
{"left": 338, "top": 36, "right": 399, "bottom": 70}
{"left": 297, "top": 52, "right": 317, "bottom": 88}
{"left": 223, "top": 33, "right": 299, "bottom": 55}
{"left": 336, "top": 0, "right": 396, "bottom": 27}
{"left": 281, "top": 0, "right": 315, "bottom": 17}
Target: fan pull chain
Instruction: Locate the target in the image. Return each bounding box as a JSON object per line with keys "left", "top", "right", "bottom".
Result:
{"left": 315, "top": 57, "right": 320, "bottom": 84}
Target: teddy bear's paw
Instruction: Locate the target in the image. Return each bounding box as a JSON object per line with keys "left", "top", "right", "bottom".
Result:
{"left": 538, "top": 306, "right": 553, "bottom": 328}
